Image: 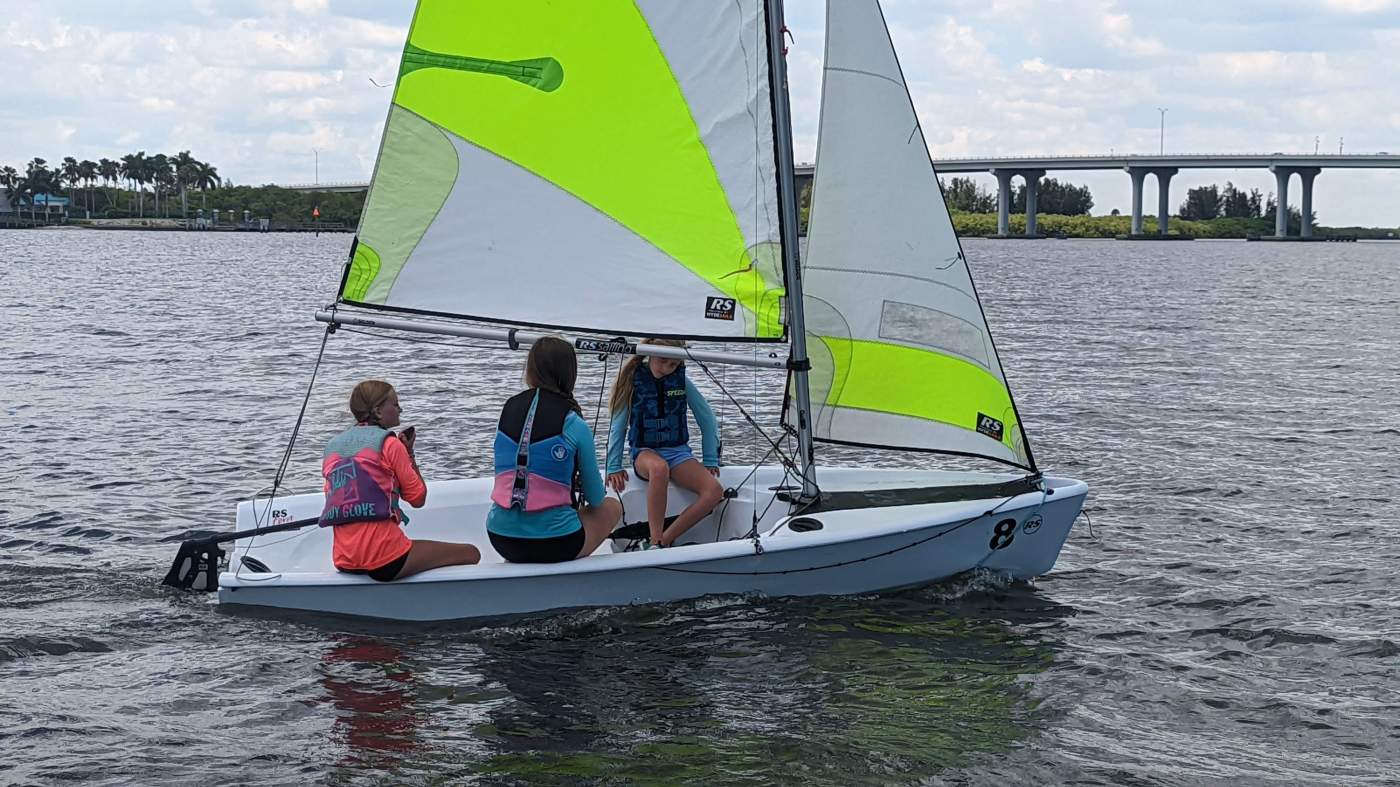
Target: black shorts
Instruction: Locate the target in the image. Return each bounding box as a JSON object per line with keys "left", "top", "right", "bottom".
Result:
{"left": 489, "top": 528, "right": 585, "bottom": 564}
{"left": 339, "top": 550, "right": 410, "bottom": 582}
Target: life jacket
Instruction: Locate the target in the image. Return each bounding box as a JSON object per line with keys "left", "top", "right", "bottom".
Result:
{"left": 491, "top": 388, "right": 579, "bottom": 512}
{"left": 318, "top": 425, "right": 400, "bottom": 527}
{"left": 628, "top": 362, "right": 689, "bottom": 450}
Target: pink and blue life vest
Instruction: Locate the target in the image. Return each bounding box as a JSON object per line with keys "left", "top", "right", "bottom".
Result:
{"left": 629, "top": 363, "right": 689, "bottom": 450}
{"left": 318, "top": 425, "right": 400, "bottom": 527}
{"left": 491, "top": 389, "right": 578, "bottom": 512}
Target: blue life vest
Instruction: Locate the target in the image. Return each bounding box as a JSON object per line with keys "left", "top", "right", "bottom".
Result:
{"left": 491, "top": 389, "right": 579, "bottom": 512}
{"left": 628, "top": 363, "right": 689, "bottom": 450}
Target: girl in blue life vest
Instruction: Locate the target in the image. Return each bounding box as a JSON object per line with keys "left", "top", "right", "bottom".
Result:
{"left": 606, "top": 339, "right": 724, "bottom": 549}
{"left": 487, "top": 336, "right": 623, "bottom": 563}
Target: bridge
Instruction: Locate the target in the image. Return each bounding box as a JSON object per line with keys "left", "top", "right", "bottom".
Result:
{"left": 280, "top": 181, "right": 371, "bottom": 194}
{"left": 283, "top": 152, "right": 1400, "bottom": 240}
{"left": 797, "top": 153, "right": 1400, "bottom": 239}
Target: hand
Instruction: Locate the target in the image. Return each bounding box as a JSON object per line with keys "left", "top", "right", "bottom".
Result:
{"left": 398, "top": 426, "right": 417, "bottom": 455}
{"left": 706, "top": 465, "right": 720, "bottom": 478}
{"left": 607, "top": 470, "right": 629, "bottom": 493}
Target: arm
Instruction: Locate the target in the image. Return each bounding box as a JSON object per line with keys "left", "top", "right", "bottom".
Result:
{"left": 565, "top": 414, "right": 607, "bottom": 508}
{"left": 382, "top": 436, "right": 427, "bottom": 507}
{"left": 686, "top": 380, "right": 720, "bottom": 467}
{"left": 605, "top": 404, "right": 629, "bottom": 475}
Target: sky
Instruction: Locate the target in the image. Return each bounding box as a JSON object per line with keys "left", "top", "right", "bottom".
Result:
{"left": 3, "top": 0, "right": 1398, "bottom": 226}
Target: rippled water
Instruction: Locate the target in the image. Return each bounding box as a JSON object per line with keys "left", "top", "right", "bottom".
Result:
{"left": 2, "top": 229, "right": 1397, "bottom": 785}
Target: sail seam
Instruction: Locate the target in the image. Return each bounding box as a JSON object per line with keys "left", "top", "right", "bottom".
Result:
{"left": 365, "top": 105, "right": 459, "bottom": 302}
{"left": 804, "top": 264, "right": 975, "bottom": 298}
{"left": 824, "top": 65, "right": 904, "bottom": 91}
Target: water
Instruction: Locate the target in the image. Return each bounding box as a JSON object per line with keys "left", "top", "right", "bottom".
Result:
{"left": 2, "top": 230, "right": 1397, "bottom": 785}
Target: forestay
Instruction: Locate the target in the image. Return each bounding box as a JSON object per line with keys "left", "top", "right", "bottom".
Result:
{"left": 341, "top": 0, "right": 788, "bottom": 342}
{"left": 793, "top": 0, "right": 1035, "bottom": 470}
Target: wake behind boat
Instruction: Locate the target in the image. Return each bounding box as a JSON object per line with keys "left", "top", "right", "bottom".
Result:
{"left": 165, "top": 0, "right": 1088, "bottom": 621}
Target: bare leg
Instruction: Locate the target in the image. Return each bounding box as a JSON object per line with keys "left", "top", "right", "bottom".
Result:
{"left": 633, "top": 450, "right": 671, "bottom": 545}
{"left": 394, "top": 539, "right": 481, "bottom": 580}
{"left": 658, "top": 460, "right": 725, "bottom": 547}
{"left": 576, "top": 497, "right": 623, "bottom": 558}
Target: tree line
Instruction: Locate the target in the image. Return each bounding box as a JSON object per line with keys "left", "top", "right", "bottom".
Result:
{"left": 2, "top": 152, "right": 367, "bottom": 226}
{"left": 1178, "top": 181, "right": 1309, "bottom": 228}
{"left": 937, "top": 175, "right": 1319, "bottom": 232}
{"left": 1, "top": 152, "right": 222, "bottom": 220}
{"left": 940, "top": 176, "right": 1094, "bottom": 215}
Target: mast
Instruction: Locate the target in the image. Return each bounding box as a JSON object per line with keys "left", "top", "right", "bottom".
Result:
{"left": 764, "top": 0, "right": 818, "bottom": 499}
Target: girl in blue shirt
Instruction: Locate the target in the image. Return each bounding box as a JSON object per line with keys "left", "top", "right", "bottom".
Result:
{"left": 487, "top": 337, "right": 621, "bottom": 563}
{"left": 606, "top": 339, "right": 723, "bottom": 549}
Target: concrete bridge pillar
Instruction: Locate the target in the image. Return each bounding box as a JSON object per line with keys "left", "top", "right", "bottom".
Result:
{"left": 1023, "top": 169, "right": 1046, "bottom": 237}
{"left": 1154, "top": 168, "right": 1177, "bottom": 236}
{"left": 1271, "top": 166, "right": 1292, "bottom": 238}
{"left": 992, "top": 169, "right": 1015, "bottom": 236}
{"left": 1127, "top": 168, "right": 1147, "bottom": 235}
{"left": 1297, "top": 167, "right": 1320, "bottom": 238}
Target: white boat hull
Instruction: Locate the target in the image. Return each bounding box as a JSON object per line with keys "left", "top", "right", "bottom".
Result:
{"left": 217, "top": 467, "right": 1086, "bottom": 621}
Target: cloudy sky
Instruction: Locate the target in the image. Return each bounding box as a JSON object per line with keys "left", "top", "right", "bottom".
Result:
{"left": 3, "top": 0, "right": 1398, "bottom": 225}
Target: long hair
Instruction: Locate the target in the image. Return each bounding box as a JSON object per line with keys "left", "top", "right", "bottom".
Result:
{"left": 349, "top": 380, "right": 395, "bottom": 425}
{"left": 525, "top": 336, "right": 583, "bottom": 417}
{"left": 608, "top": 338, "right": 687, "bottom": 415}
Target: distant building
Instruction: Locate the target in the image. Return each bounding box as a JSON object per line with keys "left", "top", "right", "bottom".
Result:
{"left": 0, "top": 191, "right": 69, "bottom": 221}
{"left": 32, "top": 194, "right": 70, "bottom": 212}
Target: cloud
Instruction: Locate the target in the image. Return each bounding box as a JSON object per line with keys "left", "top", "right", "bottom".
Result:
{"left": 1, "top": 0, "right": 1396, "bottom": 224}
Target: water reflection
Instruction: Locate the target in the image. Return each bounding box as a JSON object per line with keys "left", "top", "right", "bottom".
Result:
{"left": 455, "top": 584, "right": 1069, "bottom": 782}
{"left": 319, "top": 637, "right": 424, "bottom": 766}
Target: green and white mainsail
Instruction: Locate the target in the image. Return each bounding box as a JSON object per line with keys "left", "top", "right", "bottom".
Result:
{"left": 342, "top": 0, "right": 787, "bottom": 341}
{"left": 792, "top": 0, "right": 1036, "bottom": 470}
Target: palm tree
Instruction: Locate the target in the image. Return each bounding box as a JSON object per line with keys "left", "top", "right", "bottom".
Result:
{"left": 193, "top": 160, "right": 220, "bottom": 211}
{"left": 170, "top": 151, "right": 199, "bottom": 217}
{"left": 124, "top": 151, "right": 150, "bottom": 217}
{"left": 119, "top": 153, "right": 139, "bottom": 215}
{"left": 98, "top": 158, "right": 119, "bottom": 215}
{"left": 24, "top": 159, "right": 52, "bottom": 221}
{"left": 79, "top": 160, "right": 98, "bottom": 216}
{"left": 149, "top": 153, "right": 171, "bottom": 216}
{"left": 0, "top": 165, "right": 17, "bottom": 212}
{"left": 61, "top": 157, "right": 81, "bottom": 208}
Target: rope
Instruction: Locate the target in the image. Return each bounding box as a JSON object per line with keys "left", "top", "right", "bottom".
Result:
{"left": 235, "top": 323, "right": 333, "bottom": 577}
{"left": 682, "top": 348, "right": 818, "bottom": 497}
{"left": 591, "top": 354, "right": 610, "bottom": 437}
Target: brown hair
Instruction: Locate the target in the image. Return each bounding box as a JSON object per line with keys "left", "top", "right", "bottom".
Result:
{"left": 349, "top": 380, "right": 396, "bottom": 425}
{"left": 525, "top": 336, "right": 583, "bottom": 416}
{"left": 608, "top": 338, "right": 687, "bottom": 415}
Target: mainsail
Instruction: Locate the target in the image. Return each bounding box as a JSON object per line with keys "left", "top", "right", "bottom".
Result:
{"left": 793, "top": 0, "right": 1036, "bottom": 470}
{"left": 341, "top": 0, "right": 788, "bottom": 341}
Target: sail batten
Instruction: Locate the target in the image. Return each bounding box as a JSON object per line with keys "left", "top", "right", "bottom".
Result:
{"left": 343, "top": 1, "right": 788, "bottom": 342}
{"left": 792, "top": 0, "right": 1037, "bottom": 470}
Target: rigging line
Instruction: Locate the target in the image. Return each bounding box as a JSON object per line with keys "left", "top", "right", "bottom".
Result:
{"left": 683, "top": 348, "right": 819, "bottom": 495}
{"left": 661, "top": 492, "right": 1026, "bottom": 577}
{"left": 237, "top": 324, "right": 332, "bottom": 578}
{"left": 591, "top": 353, "right": 611, "bottom": 437}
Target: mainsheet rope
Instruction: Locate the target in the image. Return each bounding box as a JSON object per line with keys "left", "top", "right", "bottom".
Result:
{"left": 235, "top": 321, "right": 334, "bottom": 578}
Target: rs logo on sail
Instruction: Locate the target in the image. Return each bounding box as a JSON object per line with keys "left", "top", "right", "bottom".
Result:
{"left": 705, "top": 297, "right": 736, "bottom": 320}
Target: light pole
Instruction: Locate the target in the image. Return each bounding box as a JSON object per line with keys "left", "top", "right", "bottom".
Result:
{"left": 1338, "top": 137, "right": 1344, "bottom": 155}
{"left": 1314, "top": 136, "right": 1320, "bottom": 155}
{"left": 312, "top": 148, "right": 319, "bottom": 186}
{"left": 1156, "top": 107, "right": 1167, "bottom": 155}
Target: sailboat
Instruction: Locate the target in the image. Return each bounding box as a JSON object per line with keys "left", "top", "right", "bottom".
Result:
{"left": 181, "top": 0, "right": 1088, "bottom": 621}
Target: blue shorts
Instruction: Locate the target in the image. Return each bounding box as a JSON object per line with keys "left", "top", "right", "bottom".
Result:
{"left": 632, "top": 444, "right": 697, "bottom": 471}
